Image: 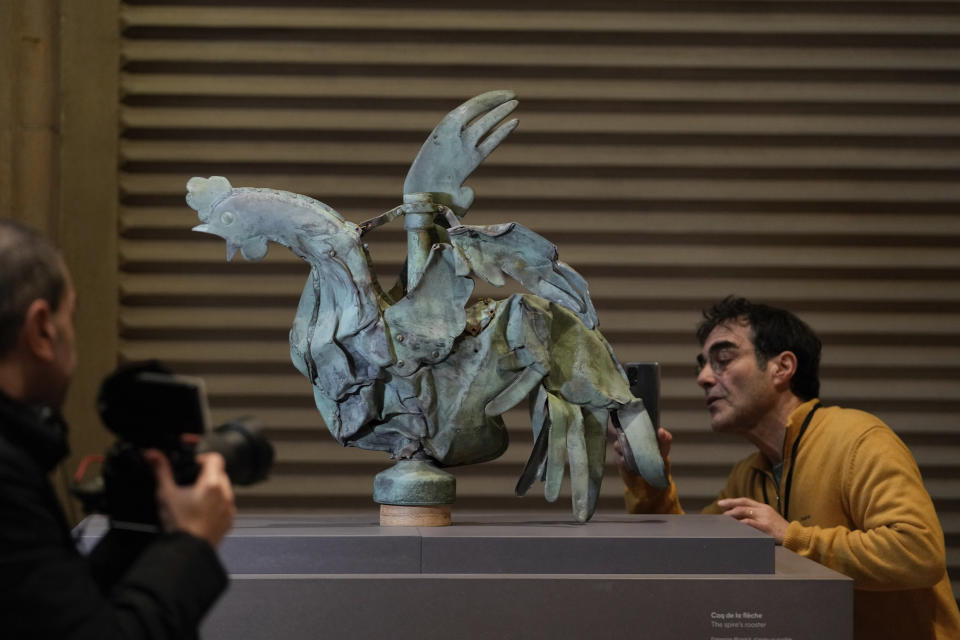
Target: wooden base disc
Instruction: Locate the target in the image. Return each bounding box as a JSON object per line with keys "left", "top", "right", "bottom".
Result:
{"left": 379, "top": 504, "right": 452, "bottom": 527}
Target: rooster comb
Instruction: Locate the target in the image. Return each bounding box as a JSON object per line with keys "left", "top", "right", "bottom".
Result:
{"left": 186, "top": 176, "right": 233, "bottom": 221}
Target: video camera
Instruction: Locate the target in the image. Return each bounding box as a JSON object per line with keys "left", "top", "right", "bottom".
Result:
{"left": 72, "top": 361, "right": 274, "bottom": 526}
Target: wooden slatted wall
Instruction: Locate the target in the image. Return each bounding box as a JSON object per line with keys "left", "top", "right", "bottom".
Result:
{"left": 116, "top": 1, "right": 960, "bottom": 596}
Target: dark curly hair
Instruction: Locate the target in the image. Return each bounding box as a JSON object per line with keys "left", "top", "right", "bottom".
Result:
{"left": 0, "top": 220, "right": 65, "bottom": 358}
{"left": 696, "top": 295, "right": 821, "bottom": 401}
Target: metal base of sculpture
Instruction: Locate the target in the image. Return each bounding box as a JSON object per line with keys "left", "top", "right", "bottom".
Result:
{"left": 374, "top": 459, "right": 456, "bottom": 514}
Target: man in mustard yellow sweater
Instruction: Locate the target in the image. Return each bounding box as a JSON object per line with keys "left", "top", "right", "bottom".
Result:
{"left": 617, "top": 296, "right": 959, "bottom": 640}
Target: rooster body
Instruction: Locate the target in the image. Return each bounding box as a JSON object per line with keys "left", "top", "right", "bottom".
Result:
{"left": 187, "top": 93, "right": 665, "bottom": 522}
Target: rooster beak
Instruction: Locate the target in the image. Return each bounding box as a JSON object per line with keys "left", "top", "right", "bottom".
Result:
{"left": 193, "top": 224, "right": 237, "bottom": 261}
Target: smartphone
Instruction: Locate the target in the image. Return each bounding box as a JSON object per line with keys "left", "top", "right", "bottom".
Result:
{"left": 626, "top": 362, "right": 660, "bottom": 430}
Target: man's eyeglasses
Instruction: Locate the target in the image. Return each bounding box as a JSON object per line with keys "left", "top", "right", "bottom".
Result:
{"left": 696, "top": 344, "right": 754, "bottom": 376}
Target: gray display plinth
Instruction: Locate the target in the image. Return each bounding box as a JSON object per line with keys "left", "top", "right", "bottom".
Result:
{"left": 199, "top": 513, "right": 851, "bottom": 639}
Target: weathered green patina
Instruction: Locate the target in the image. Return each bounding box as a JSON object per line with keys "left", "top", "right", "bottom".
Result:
{"left": 187, "top": 91, "right": 665, "bottom": 522}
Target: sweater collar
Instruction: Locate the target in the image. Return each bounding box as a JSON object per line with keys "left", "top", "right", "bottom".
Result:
{"left": 781, "top": 398, "right": 822, "bottom": 463}
{"left": 749, "top": 397, "right": 822, "bottom": 472}
{"left": 0, "top": 389, "right": 69, "bottom": 472}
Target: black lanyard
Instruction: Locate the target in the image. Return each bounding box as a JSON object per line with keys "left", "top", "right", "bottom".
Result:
{"left": 761, "top": 402, "right": 821, "bottom": 521}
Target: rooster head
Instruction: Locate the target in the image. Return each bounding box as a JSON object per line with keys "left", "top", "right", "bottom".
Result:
{"left": 187, "top": 176, "right": 269, "bottom": 261}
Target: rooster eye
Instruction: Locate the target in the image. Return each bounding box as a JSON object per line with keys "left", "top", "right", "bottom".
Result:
{"left": 220, "top": 211, "right": 235, "bottom": 226}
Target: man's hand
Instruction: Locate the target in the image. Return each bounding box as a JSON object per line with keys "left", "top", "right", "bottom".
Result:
{"left": 144, "top": 450, "right": 235, "bottom": 547}
{"left": 717, "top": 497, "right": 789, "bottom": 544}
{"left": 609, "top": 425, "right": 672, "bottom": 474}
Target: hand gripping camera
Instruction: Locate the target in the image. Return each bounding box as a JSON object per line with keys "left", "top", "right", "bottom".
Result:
{"left": 72, "top": 361, "right": 274, "bottom": 526}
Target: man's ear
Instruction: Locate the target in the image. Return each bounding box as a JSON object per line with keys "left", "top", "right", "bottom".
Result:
{"left": 770, "top": 351, "right": 798, "bottom": 390}
{"left": 21, "top": 299, "right": 57, "bottom": 362}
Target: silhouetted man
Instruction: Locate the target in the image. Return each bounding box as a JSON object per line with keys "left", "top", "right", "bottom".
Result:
{"left": 0, "top": 219, "right": 235, "bottom": 639}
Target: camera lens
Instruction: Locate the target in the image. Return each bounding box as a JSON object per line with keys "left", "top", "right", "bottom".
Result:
{"left": 197, "top": 417, "right": 274, "bottom": 486}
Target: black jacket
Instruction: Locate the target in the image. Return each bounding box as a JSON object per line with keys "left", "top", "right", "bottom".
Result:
{"left": 0, "top": 391, "right": 227, "bottom": 639}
